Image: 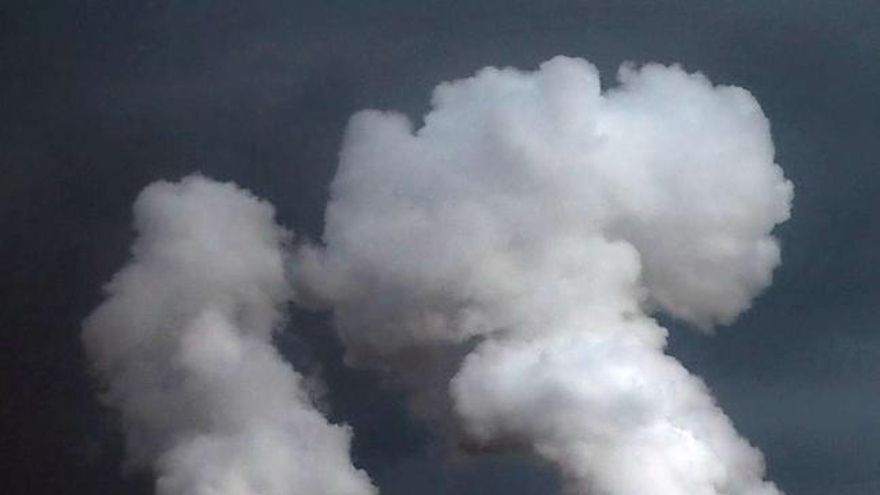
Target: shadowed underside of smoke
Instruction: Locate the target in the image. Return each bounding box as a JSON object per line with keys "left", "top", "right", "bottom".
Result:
{"left": 295, "top": 56, "right": 792, "bottom": 495}
{"left": 82, "top": 176, "right": 375, "bottom": 495}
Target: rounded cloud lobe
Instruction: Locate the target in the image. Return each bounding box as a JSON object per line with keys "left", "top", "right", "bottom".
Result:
{"left": 83, "top": 176, "right": 375, "bottom": 495}
{"left": 295, "top": 57, "right": 792, "bottom": 494}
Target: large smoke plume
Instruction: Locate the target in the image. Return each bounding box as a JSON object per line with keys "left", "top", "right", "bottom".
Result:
{"left": 84, "top": 56, "right": 792, "bottom": 495}
{"left": 83, "top": 177, "right": 375, "bottom": 495}
{"left": 295, "top": 57, "right": 792, "bottom": 494}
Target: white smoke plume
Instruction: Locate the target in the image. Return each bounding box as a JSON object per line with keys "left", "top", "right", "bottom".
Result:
{"left": 295, "top": 56, "right": 792, "bottom": 494}
{"left": 82, "top": 176, "right": 375, "bottom": 495}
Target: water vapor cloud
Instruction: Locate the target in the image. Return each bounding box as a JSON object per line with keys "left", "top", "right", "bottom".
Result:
{"left": 83, "top": 176, "right": 375, "bottom": 495}
{"left": 295, "top": 56, "right": 792, "bottom": 495}
{"left": 85, "top": 56, "right": 792, "bottom": 495}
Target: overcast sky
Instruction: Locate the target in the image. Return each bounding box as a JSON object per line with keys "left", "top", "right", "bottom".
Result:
{"left": 2, "top": 1, "right": 879, "bottom": 494}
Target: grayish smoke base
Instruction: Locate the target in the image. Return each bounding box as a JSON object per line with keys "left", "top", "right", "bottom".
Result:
{"left": 83, "top": 176, "right": 375, "bottom": 495}
{"left": 295, "top": 57, "right": 792, "bottom": 495}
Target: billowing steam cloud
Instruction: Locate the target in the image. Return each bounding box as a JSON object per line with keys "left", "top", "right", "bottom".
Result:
{"left": 295, "top": 57, "right": 792, "bottom": 494}
{"left": 83, "top": 177, "right": 375, "bottom": 495}
{"left": 83, "top": 56, "right": 792, "bottom": 495}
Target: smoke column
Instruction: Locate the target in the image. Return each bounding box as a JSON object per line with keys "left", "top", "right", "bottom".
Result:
{"left": 295, "top": 57, "right": 792, "bottom": 494}
{"left": 83, "top": 176, "right": 375, "bottom": 495}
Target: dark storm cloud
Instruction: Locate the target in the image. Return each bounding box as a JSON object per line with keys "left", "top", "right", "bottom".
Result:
{"left": 2, "top": 1, "right": 879, "bottom": 494}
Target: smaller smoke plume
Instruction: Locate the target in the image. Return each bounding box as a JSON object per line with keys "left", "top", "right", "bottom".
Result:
{"left": 295, "top": 57, "right": 791, "bottom": 494}
{"left": 83, "top": 176, "right": 375, "bottom": 495}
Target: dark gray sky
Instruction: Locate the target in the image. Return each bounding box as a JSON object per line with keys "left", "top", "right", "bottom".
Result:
{"left": 2, "top": 1, "right": 878, "bottom": 494}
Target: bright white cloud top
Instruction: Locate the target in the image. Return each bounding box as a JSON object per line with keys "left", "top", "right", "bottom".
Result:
{"left": 83, "top": 176, "right": 375, "bottom": 495}
{"left": 295, "top": 56, "right": 792, "bottom": 495}
{"left": 83, "top": 55, "right": 792, "bottom": 495}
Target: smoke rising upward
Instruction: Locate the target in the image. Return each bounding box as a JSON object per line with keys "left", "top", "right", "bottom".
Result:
{"left": 295, "top": 56, "right": 792, "bottom": 494}
{"left": 83, "top": 177, "right": 375, "bottom": 495}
